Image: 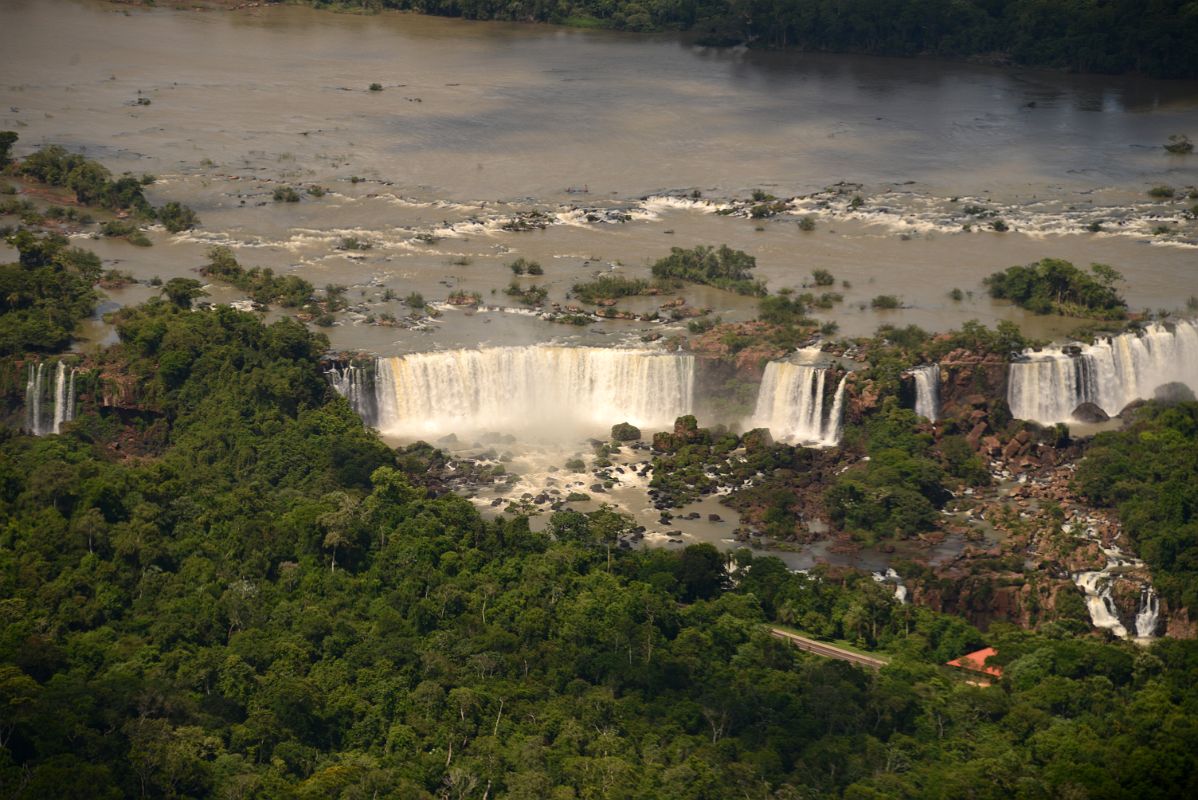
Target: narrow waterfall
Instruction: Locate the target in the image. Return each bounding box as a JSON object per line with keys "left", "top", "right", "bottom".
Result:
{"left": 327, "top": 364, "right": 377, "bottom": 427}
{"left": 23, "top": 361, "right": 78, "bottom": 436}
{"left": 1008, "top": 319, "right": 1198, "bottom": 424}
{"left": 912, "top": 365, "right": 940, "bottom": 421}
{"left": 751, "top": 362, "right": 846, "bottom": 446}
{"left": 1074, "top": 571, "right": 1129, "bottom": 639}
{"left": 25, "top": 364, "right": 43, "bottom": 436}
{"left": 1135, "top": 587, "right": 1160, "bottom": 639}
{"left": 52, "top": 362, "right": 68, "bottom": 434}
{"left": 371, "top": 345, "right": 694, "bottom": 437}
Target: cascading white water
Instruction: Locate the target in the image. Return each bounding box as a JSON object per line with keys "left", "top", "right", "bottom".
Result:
{"left": 750, "top": 361, "right": 846, "bottom": 446}
{"left": 913, "top": 365, "right": 940, "bottom": 421}
{"left": 25, "top": 364, "right": 42, "bottom": 436}
{"left": 872, "top": 568, "right": 908, "bottom": 604}
{"left": 327, "top": 364, "right": 376, "bottom": 426}
{"left": 372, "top": 345, "right": 694, "bottom": 438}
{"left": 1074, "top": 571, "right": 1129, "bottom": 639}
{"left": 52, "top": 362, "right": 68, "bottom": 434}
{"left": 1135, "top": 587, "right": 1160, "bottom": 639}
{"left": 24, "top": 361, "right": 78, "bottom": 436}
{"left": 1008, "top": 320, "right": 1198, "bottom": 424}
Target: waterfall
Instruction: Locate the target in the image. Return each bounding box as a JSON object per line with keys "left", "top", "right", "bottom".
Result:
{"left": 1135, "top": 587, "right": 1160, "bottom": 639}
{"left": 52, "top": 362, "right": 68, "bottom": 434}
{"left": 371, "top": 345, "right": 694, "bottom": 438}
{"left": 1074, "top": 571, "right": 1129, "bottom": 639}
{"left": 23, "top": 361, "right": 79, "bottom": 436}
{"left": 872, "top": 568, "right": 908, "bottom": 604}
{"left": 24, "top": 364, "right": 42, "bottom": 436}
{"left": 751, "top": 361, "right": 846, "bottom": 446}
{"left": 1008, "top": 319, "right": 1198, "bottom": 424}
{"left": 913, "top": 365, "right": 940, "bottom": 421}
{"left": 327, "top": 364, "right": 377, "bottom": 427}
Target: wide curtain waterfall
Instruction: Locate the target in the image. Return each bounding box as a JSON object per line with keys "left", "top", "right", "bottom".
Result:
{"left": 913, "top": 365, "right": 940, "bottom": 421}
{"left": 750, "top": 362, "right": 846, "bottom": 446}
{"left": 1008, "top": 320, "right": 1198, "bottom": 424}
{"left": 362, "top": 345, "right": 694, "bottom": 437}
{"left": 24, "top": 361, "right": 78, "bottom": 436}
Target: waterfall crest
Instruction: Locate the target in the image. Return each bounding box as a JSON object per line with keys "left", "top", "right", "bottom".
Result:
{"left": 1008, "top": 320, "right": 1198, "bottom": 424}
{"left": 24, "top": 361, "right": 79, "bottom": 436}
{"left": 912, "top": 365, "right": 940, "bottom": 421}
{"left": 370, "top": 345, "right": 694, "bottom": 437}
{"left": 750, "top": 362, "right": 846, "bottom": 446}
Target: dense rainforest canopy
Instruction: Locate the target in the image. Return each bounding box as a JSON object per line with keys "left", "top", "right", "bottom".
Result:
{"left": 2, "top": 273, "right": 1198, "bottom": 795}
{"left": 299, "top": 0, "right": 1198, "bottom": 78}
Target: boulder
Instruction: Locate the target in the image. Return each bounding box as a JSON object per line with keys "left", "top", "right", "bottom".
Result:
{"left": 1071, "top": 402, "right": 1109, "bottom": 423}
{"left": 611, "top": 422, "right": 642, "bottom": 441}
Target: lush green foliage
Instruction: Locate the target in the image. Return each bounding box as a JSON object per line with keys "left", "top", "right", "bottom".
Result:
{"left": 2, "top": 301, "right": 1198, "bottom": 797}
{"left": 758, "top": 293, "right": 812, "bottom": 326}
{"left": 16, "top": 141, "right": 199, "bottom": 231}
{"left": 651, "top": 244, "right": 766, "bottom": 296}
{"left": 1075, "top": 402, "right": 1198, "bottom": 610}
{"left": 571, "top": 274, "right": 650, "bottom": 304}
{"left": 984, "top": 258, "right": 1126, "bottom": 318}
{"left": 158, "top": 201, "right": 199, "bottom": 233}
{"left": 309, "top": 0, "right": 1198, "bottom": 78}
{"left": 200, "top": 246, "right": 314, "bottom": 308}
{"left": 827, "top": 403, "right": 951, "bottom": 540}
{"left": 0, "top": 231, "right": 101, "bottom": 355}
{"left": 20, "top": 145, "right": 152, "bottom": 214}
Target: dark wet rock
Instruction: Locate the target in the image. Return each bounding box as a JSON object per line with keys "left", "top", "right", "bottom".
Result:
{"left": 708, "top": 514, "right": 723, "bottom": 522}
{"left": 1072, "top": 402, "right": 1109, "bottom": 423}
{"left": 490, "top": 498, "right": 504, "bottom": 507}
{"left": 590, "top": 484, "right": 606, "bottom": 493}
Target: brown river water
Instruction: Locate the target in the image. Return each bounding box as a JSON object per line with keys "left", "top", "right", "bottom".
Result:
{"left": 3, "top": 0, "right": 1198, "bottom": 565}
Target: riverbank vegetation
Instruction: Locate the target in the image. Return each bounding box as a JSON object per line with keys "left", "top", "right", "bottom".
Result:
{"left": 984, "top": 258, "right": 1126, "bottom": 318}
{"left": 281, "top": 0, "right": 1198, "bottom": 78}
{"left": 0, "top": 231, "right": 102, "bottom": 355}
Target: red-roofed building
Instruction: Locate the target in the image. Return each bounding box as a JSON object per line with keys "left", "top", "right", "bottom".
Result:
{"left": 946, "top": 647, "right": 1002, "bottom": 685}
